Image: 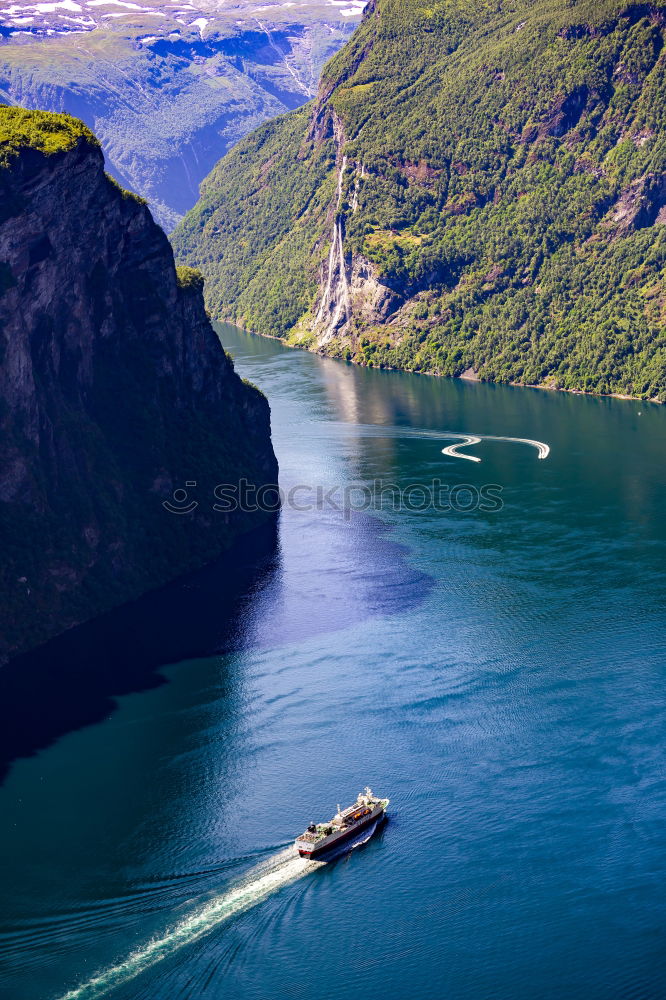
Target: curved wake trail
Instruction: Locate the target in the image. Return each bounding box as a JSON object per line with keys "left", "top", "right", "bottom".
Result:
{"left": 441, "top": 435, "right": 483, "bottom": 463}
{"left": 56, "top": 849, "right": 323, "bottom": 1000}
{"left": 440, "top": 433, "right": 550, "bottom": 463}
{"left": 330, "top": 423, "right": 549, "bottom": 463}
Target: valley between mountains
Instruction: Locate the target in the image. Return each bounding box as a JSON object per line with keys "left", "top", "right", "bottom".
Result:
{"left": 0, "top": 0, "right": 363, "bottom": 228}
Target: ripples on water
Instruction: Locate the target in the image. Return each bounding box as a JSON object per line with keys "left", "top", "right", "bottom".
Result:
{"left": 1, "top": 325, "right": 665, "bottom": 1000}
{"left": 53, "top": 820, "right": 386, "bottom": 1000}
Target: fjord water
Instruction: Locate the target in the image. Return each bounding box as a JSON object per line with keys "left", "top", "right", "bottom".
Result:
{"left": 1, "top": 324, "right": 665, "bottom": 1000}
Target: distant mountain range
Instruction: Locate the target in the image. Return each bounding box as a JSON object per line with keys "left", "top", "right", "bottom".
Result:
{"left": 173, "top": 0, "right": 666, "bottom": 401}
{"left": 0, "top": 1, "right": 362, "bottom": 228}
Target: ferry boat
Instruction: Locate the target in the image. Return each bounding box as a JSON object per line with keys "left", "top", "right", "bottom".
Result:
{"left": 295, "top": 788, "right": 389, "bottom": 858}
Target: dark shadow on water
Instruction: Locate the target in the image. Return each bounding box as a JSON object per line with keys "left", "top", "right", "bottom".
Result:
{"left": 0, "top": 520, "right": 280, "bottom": 785}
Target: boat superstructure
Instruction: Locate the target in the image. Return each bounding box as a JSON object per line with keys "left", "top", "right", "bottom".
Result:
{"left": 295, "top": 788, "right": 388, "bottom": 858}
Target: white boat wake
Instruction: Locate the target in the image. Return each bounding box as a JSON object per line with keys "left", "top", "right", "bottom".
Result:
{"left": 331, "top": 423, "right": 550, "bottom": 464}
{"left": 56, "top": 823, "right": 383, "bottom": 1000}
{"left": 440, "top": 433, "right": 550, "bottom": 463}
{"left": 56, "top": 849, "right": 323, "bottom": 1000}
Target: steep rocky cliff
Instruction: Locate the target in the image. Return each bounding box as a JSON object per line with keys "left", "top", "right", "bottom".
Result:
{"left": 0, "top": 107, "right": 278, "bottom": 662}
{"left": 173, "top": 0, "right": 666, "bottom": 400}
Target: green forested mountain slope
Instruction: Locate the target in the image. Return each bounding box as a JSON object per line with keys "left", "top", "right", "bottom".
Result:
{"left": 173, "top": 0, "right": 666, "bottom": 400}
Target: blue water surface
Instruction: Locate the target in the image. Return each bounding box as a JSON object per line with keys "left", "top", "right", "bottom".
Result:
{"left": 1, "top": 325, "right": 665, "bottom": 1000}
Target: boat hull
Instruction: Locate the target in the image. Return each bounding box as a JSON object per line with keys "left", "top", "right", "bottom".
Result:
{"left": 296, "top": 802, "right": 386, "bottom": 858}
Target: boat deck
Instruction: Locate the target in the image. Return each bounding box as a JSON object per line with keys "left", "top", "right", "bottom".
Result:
{"left": 296, "top": 791, "right": 387, "bottom": 848}
{"left": 297, "top": 832, "right": 320, "bottom": 843}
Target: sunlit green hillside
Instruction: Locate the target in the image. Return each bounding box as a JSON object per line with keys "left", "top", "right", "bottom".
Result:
{"left": 174, "top": 0, "right": 666, "bottom": 400}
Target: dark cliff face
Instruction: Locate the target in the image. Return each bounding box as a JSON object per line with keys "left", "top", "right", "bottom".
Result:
{"left": 0, "top": 121, "right": 278, "bottom": 662}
